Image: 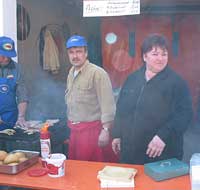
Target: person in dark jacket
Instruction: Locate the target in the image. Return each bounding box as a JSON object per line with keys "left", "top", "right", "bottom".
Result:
{"left": 111, "top": 33, "right": 193, "bottom": 164}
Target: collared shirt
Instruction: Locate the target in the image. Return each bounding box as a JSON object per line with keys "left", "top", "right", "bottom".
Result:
{"left": 0, "top": 59, "right": 28, "bottom": 103}
{"left": 65, "top": 60, "right": 116, "bottom": 123}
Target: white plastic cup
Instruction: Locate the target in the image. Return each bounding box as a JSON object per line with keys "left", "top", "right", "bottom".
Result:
{"left": 46, "top": 153, "right": 66, "bottom": 177}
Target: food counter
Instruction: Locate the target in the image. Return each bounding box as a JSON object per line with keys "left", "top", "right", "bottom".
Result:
{"left": 0, "top": 159, "right": 191, "bottom": 190}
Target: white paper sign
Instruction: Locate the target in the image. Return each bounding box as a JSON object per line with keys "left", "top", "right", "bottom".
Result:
{"left": 83, "top": 0, "right": 140, "bottom": 17}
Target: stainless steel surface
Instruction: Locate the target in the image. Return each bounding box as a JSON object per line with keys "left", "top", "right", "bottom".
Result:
{"left": 0, "top": 150, "right": 39, "bottom": 174}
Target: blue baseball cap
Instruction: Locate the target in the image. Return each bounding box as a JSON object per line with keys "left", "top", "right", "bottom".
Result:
{"left": 66, "top": 35, "right": 87, "bottom": 49}
{"left": 0, "top": 36, "right": 17, "bottom": 57}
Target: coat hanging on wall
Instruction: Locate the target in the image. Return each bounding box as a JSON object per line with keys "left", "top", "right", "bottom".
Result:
{"left": 38, "top": 24, "right": 71, "bottom": 75}
{"left": 43, "top": 30, "right": 60, "bottom": 74}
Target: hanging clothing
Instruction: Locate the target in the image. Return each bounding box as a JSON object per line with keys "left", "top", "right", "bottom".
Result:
{"left": 43, "top": 30, "right": 60, "bottom": 74}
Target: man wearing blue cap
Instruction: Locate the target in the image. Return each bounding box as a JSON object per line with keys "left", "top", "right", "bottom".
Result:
{"left": 0, "top": 36, "right": 28, "bottom": 130}
{"left": 65, "top": 35, "right": 117, "bottom": 162}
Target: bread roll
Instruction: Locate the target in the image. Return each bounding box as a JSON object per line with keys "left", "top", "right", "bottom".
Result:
{"left": 4, "top": 153, "right": 19, "bottom": 164}
{"left": 14, "top": 152, "right": 26, "bottom": 159}
{"left": 19, "top": 157, "right": 28, "bottom": 163}
{"left": 0, "top": 160, "right": 4, "bottom": 165}
{"left": 0, "top": 150, "right": 8, "bottom": 161}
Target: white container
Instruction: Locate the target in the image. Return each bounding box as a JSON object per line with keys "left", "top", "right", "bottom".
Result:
{"left": 190, "top": 153, "right": 200, "bottom": 190}
{"left": 46, "top": 153, "right": 66, "bottom": 177}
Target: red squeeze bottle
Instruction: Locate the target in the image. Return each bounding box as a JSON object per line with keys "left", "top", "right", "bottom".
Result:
{"left": 40, "top": 123, "right": 51, "bottom": 167}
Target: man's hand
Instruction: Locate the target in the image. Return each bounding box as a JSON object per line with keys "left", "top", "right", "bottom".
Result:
{"left": 98, "top": 128, "right": 110, "bottom": 147}
{"left": 16, "top": 116, "right": 27, "bottom": 128}
{"left": 16, "top": 102, "right": 27, "bottom": 128}
{"left": 146, "top": 135, "right": 166, "bottom": 158}
{"left": 112, "top": 138, "right": 121, "bottom": 154}
{"left": 98, "top": 122, "right": 112, "bottom": 147}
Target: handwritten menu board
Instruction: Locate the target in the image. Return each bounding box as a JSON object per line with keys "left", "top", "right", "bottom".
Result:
{"left": 83, "top": 0, "right": 140, "bottom": 17}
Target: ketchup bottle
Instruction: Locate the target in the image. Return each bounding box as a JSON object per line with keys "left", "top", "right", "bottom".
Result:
{"left": 40, "top": 123, "right": 51, "bottom": 167}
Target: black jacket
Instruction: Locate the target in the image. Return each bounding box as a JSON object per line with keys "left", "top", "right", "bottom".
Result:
{"left": 112, "top": 65, "right": 193, "bottom": 164}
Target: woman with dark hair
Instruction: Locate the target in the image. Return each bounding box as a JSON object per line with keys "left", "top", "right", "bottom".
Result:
{"left": 111, "top": 33, "right": 193, "bottom": 164}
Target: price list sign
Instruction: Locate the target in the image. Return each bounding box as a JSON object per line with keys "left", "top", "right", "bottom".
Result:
{"left": 83, "top": 0, "right": 140, "bottom": 17}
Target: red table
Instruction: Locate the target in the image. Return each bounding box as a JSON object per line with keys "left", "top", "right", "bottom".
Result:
{"left": 0, "top": 159, "right": 191, "bottom": 190}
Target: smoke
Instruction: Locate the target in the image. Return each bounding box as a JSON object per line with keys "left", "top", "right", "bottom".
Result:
{"left": 26, "top": 68, "right": 67, "bottom": 121}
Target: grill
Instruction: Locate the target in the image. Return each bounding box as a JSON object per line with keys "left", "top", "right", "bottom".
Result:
{"left": 0, "top": 118, "right": 70, "bottom": 156}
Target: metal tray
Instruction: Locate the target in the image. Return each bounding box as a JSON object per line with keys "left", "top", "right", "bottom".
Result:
{"left": 0, "top": 150, "right": 39, "bottom": 174}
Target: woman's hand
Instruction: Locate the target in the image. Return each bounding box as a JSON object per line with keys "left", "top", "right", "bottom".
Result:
{"left": 112, "top": 138, "right": 121, "bottom": 154}
{"left": 146, "top": 135, "right": 166, "bottom": 158}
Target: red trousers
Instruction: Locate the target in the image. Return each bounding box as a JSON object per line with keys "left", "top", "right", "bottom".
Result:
{"left": 68, "top": 120, "right": 118, "bottom": 162}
